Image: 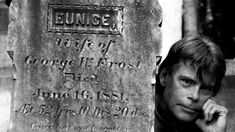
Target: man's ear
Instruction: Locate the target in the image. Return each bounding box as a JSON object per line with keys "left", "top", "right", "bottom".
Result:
{"left": 159, "top": 68, "right": 168, "bottom": 86}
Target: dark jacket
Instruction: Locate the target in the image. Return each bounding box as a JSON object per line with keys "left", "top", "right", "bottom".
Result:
{"left": 155, "top": 111, "right": 203, "bottom": 132}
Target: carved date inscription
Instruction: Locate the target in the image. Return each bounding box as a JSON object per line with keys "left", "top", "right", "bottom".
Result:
{"left": 16, "top": 103, "right": 145, "bottom": 119}
{"left": 47, "top": 4, "right": 123, "bottom": 34}
{"left": 32, "top": 89, "right": 128, "bottom": 102}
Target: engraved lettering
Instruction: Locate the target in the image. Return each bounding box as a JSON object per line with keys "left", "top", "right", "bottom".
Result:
{"left": 48, "top": 5, "right": 123, "bottom": 34}
{"left": 63, "top": 72, "right": 76, "bottom": 89}
{"left": 63, "top": 72, "right": 98, "bottom": 89}
{"left": 78, "top": 105, "right": 90, "bottom": 115}
{"left": 33, "top": 89, "right": 70, "bottom": 100}
{"left": 54, "top": 106, "right": 63, "bottom": 118}
{"left": 93, "top": 107, "right": 110, "bottom": 117}
{"left": 130, "top": 108, "right": 139, "bottom": 117}
{"left": 16, "top": 103, "right": 145, "bottom": 120}
{"left": 77, "top": 38, "right": 89, "bottom": 52}
{"left": 119, "top": 62, "right": 126, "bottom": 68}
{"left": 54, "top": 105, "right": 77, "bottom": 119}
{"left": 38, "top": 104, "right": 52, "bottom": 115}
{"left": 41, "top": 59, "right": 48, "bottom": 66}
{"left": 111, "top": 91, "right": 119, "bottom": 101}
{"left": 112, "top": 107, "right": 121, "bottom": 117}
{"left": 156, "top": 55, "right": 162, "bottom": 66}
{"left": 64, "top": 72, "right": 75, "bottom": 80}
{"left": 56, "top": 38, "right": 63, "bottom": 48}
{"left": 96, "top": 91, "right": 127, "bottom": 102}
{"left": 30, "top": 122, "right": 129, "bottom": 131}
{"left": 86, "top": 13, "right": 90, "bottom": 26}
{"left": 81, "top": 90, "right": 90, "bottom": 100}
{"left": 93, "top": 107, "right": 105, "bottom": 117}
{"left": 25, "top": 55, "right": 32, "bottom": 64}
{"left": 90, "top": 74, "right": 98, "bottom": 82}
{"left": 55, "top": 12, "right": 64, "bottom": 25}
{"left": 68, "top": 60, "right": 75, "bottom": 67}
{"left": 25, "top": 56, "right": 141, "bottom": 70}
{"left": 100, "top": 40, "right": 115, "bottom": 55}
{"left": 15, "top": 104, "right": 33, "bottom": 114}
{"left": 64, "top": 39, "right": 71, "bottom": 47}
{"left": 75, "top": 13, "right": 85, "bottom": 26}
{"left": 59, "top": 60, "right": 68, "bottom": 71}
{"left": 74, "top": 91, "right": 80, "bottom": 99}
{"left": 65, "top": 12, "right": 74, "bottom": 25}
{"left": 54, "top": 10, "right": 114, "bottom": 28}
{"left": 91, "top": 14, "right": 100, "bottom": 26}
{"left": 96, "top": 57, "right": 107, "bottom": 67}
{"left": 78, "top": 57, "right": 86, "bottom": 67}
{"left": 101, "top": 14, "right": 110, "bottom": 27}
{"left": 30, "top": 121, "right": 52, "bottom": 130}
{"left": 136, "top": 60, "right": 141, "bottom": 68}
{"left": 112, "top": 107, "right": 142, "bottom": 117}
{"left": 121, "top": 107, "right": 129, "bottom": 116}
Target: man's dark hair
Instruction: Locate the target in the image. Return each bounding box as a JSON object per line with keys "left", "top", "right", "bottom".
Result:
{"left": 157, "top": 35, "right": 226, "bottom": 96}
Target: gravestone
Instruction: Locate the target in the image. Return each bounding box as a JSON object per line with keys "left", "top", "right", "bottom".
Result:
{"left": 7, "top": 0, "right": 162, "bottom": 132}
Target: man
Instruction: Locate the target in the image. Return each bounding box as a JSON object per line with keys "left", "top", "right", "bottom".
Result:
{"left": 155, "top": 35, "right": 228, "bottom": 132}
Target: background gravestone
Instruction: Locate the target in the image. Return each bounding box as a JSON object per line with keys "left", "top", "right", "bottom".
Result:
{"left": 7, "top": 0, "right": 162, "bottom": 132}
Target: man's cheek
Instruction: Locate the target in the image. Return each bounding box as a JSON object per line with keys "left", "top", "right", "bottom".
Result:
{"left": 200, "top": 97, "right": 211, "bottom": 107}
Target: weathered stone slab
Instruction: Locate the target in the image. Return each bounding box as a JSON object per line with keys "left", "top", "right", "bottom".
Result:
{"left": 7, "top": 0, "right": 162, "bottom": 132}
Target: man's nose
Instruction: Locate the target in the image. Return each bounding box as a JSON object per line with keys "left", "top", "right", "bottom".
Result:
{"left": 187, "top": 86, "right": 199, "bottom": 102}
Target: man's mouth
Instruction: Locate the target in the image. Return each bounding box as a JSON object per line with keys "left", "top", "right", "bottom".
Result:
{"left": 180, "top": 105, "right": 198, "bottom": 114}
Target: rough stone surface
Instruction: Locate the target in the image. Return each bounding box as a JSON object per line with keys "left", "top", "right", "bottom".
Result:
{"left": 7, "top": 0, "right": 162, "bottom": 132}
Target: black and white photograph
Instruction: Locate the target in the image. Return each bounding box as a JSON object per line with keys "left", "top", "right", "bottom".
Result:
{"left": 0, "top": 0, "right": 235, "bottom": 132}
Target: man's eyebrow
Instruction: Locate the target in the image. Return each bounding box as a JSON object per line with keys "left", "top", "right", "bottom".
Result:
{"left": 178, "top": 75, "right": 198, "bottom": 83}
{"left": 200, "top": 85, "right": 215, "bottom": 93}
{"left": 201, "top": 84, "right": 215, "bottom": 89}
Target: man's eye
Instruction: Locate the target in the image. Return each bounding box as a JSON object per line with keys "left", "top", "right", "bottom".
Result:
{"left": 180, "top": 79, "right": 194, "bottom": 86}
{"left": 200, "top": 86, "right": 214, "bottom": 94}
{"left": 201, "top": 86, "right": 212, "bottom": 91}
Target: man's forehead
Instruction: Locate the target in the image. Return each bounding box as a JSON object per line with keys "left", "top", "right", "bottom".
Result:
{"left": 172, "top": 61, "right": 216, "bottom": 86}
{"left": 172, "top": 62, "right": 197, "bottom": 78}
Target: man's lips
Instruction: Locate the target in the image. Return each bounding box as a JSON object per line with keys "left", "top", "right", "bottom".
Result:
{"left": 179, "top": 105, "right": 198, "bottom": 113}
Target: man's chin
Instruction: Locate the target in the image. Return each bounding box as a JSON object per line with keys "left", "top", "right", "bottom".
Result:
{"left": 174, "top": 112, "right": 198, "bottom": 122}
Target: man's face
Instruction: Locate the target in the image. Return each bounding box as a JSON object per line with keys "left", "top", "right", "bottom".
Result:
{"left": 161, "top": 62, "right": 214, "bottom": 122}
